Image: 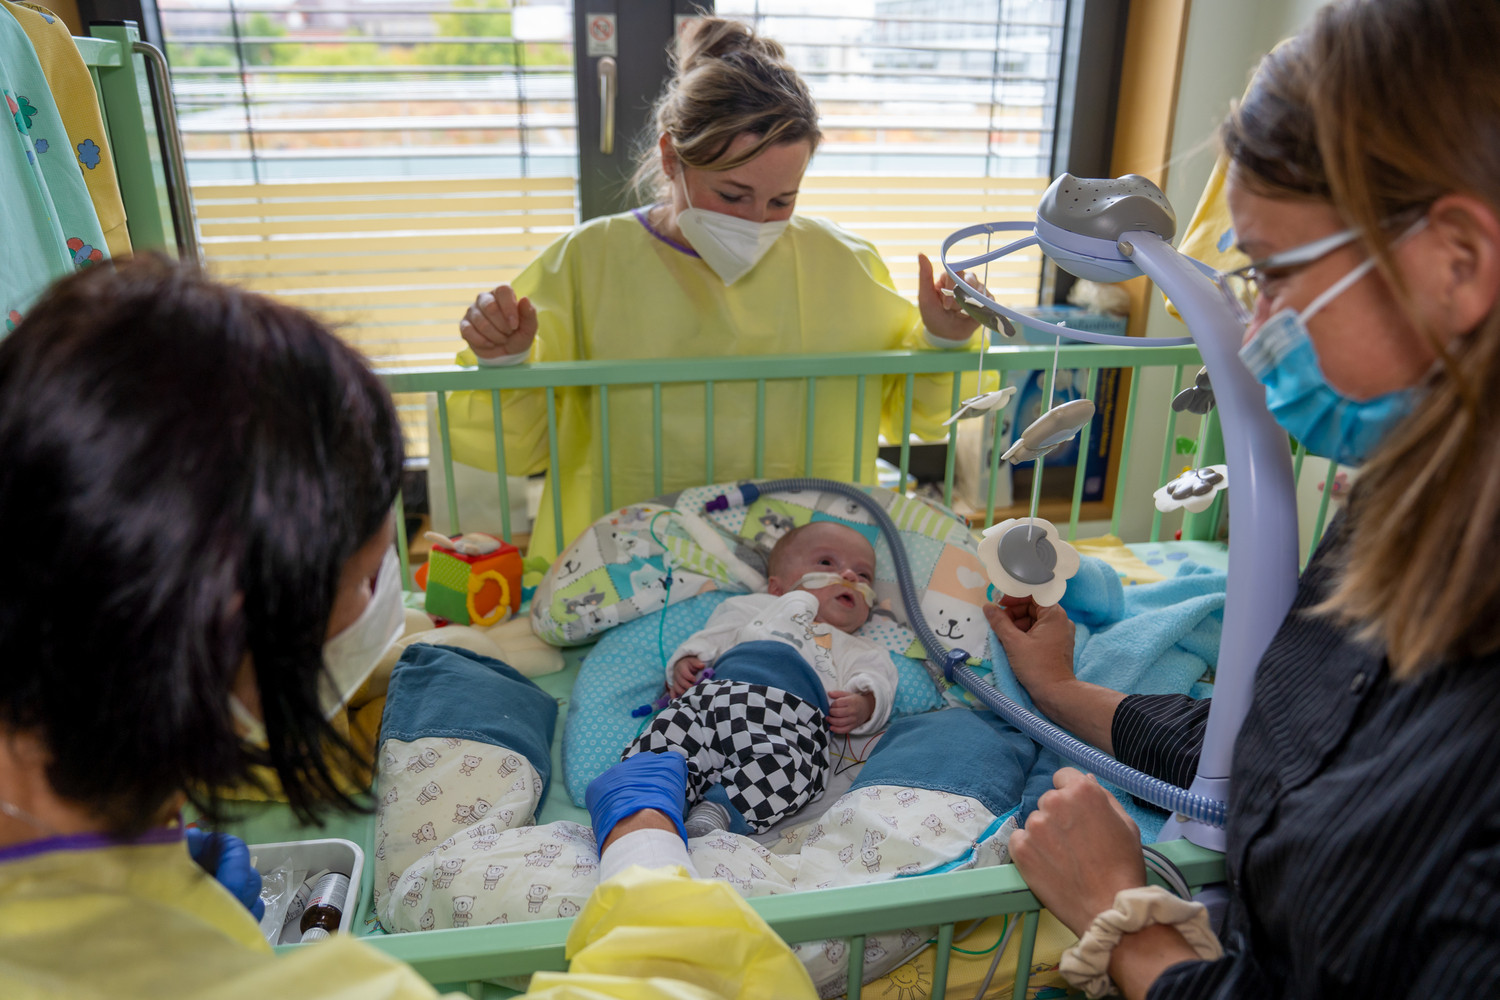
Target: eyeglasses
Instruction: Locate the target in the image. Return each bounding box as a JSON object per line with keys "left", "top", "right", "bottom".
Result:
{"left": 1212, "top": 227, "right": 1362, "bottom": 325}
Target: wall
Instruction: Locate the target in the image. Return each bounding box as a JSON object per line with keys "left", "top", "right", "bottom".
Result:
{"left": 48, "top": 0, "right": 83, "bottom": 35}
{"left": 1102, "top": 0, "right": 1329, "bottom": 544}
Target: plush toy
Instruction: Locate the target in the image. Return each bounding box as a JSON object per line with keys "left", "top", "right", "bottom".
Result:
{"left": 420, "top": 532, "right": 522, "bottom": 626}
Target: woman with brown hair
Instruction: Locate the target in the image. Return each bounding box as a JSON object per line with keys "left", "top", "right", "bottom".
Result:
{"left": 988, "top": 1, "right": 1500, "bottom": 996}
{"left": 445, "top": 17, "right": 988, "bottom": 558}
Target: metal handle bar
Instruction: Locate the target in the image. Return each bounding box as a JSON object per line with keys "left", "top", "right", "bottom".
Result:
{"left": 133, "top": 40, "right": 201, "bottom": 263}
{"left": 598, "top": 56, "right": 616, "bottom": 155}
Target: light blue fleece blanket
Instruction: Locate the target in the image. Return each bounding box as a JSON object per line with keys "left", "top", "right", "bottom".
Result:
{"left": 979, "top": 555, "right": 1225, "bottom": 837}
{"left": 867, "top": 555, "right": 1225, "bottom": 839}
{"left": 980, "top": 554, "right": 1224, "bottom": 708}
{"left": 852, "top": 556, "right": 1224, "bottom": 840}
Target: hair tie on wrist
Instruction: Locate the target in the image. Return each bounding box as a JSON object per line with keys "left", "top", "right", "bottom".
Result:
{"left": 1059, "top": 885, "right": 1223, "bottom": 998}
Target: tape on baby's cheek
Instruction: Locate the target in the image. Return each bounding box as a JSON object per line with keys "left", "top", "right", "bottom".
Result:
{"left": 794, "top": 572, "right": 876, "bottom": 605}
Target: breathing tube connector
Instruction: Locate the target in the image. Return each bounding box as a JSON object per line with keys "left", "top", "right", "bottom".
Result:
{"left": 706, "top": 478, "right": 1227, "bottom": 829}
{"left": 705, "top": 482, "right": 760, "bottom": 512}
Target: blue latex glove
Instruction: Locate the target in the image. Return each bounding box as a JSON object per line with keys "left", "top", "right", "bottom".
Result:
{"left": 585, "top": 751, "right": 690, "bottom": 848}
{"left": 186, "top": 827, "right": 265, "bottom": 921}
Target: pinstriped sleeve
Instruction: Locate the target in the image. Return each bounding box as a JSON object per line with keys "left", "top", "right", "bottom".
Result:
{"left": 1111, "top": 694, "right": 1212, "bottom": 788}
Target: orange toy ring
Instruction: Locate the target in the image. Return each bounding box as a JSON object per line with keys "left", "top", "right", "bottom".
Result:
{"left": 467, "top": 570, "right": 512, "bottom": 626}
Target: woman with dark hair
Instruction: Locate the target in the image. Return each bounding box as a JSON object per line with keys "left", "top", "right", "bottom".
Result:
{"left": 0, "top": 255, "right": 406, "bottom": 839}
{"left": 0, "top": 256, "right": 816, "bottom": 999}
{"left": 988, "top": 1, "right": 1500, "bottom": 997}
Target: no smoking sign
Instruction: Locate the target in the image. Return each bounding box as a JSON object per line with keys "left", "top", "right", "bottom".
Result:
{"left": 586, "top": 12, "right": 617, "bottom": 56}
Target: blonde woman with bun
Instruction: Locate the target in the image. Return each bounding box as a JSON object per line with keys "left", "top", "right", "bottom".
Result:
{"left": 448, "top": 17, "right": 989, "bottom": 558}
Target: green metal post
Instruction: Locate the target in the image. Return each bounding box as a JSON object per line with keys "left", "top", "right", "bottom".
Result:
{"left": 600, "top": 385, "right": 612, "bottom": 511}
{"left": 1110, "top": 366, "right": 1143, "bottom": 537}
{"left": 986, "top": 402, "right": 1005, "bottom": 528}
{"left": 1011, "top": 910, "right": 1039, "bottom": 998}
{"left": 898, "top": 373, "right": 915, "bottom": 491}
{"left": 852, "top": 376, "right": 867, "bottom": 482}
{"left": 546, "top": 388, "right": 563, "bottom": 554}
{"left": 931, "top": 922, "right": 954, "bottom": 1000}
{"left": 847, "top": 935, "right": 866, "bottom": 1000}
{"left": 490, "top": 391, "right": 511, "bottom": 541}
{"left": 803, "top": 378, "right": 816, "bottom": 475}
{"left": 705, "top": 382, "right": 715, "bottom": 483}
{"left": 1149, "top": 365, "right": 1187, "bottom": 542}
{"left": 944, "top": 376, "right": 962, "bottom": 509}
{"left": 652, "top": 383, "right": 663, "bottom": 497}
{"left": 436, "top": 392, "right": 460, "bottom": 533}
{"left": 1067, "top": 368, "right": 1096, "bottom": 540}
{"left": 755, "top": 380, "right": 766, "bottom": 478}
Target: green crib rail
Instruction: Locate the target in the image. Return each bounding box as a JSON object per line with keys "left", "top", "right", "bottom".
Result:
{"left": 382, "top": 343, "right": 1216, "bottom": 574}
{"left": 385, "top": 344, "right": 1346, "bottom": 581}
{"left": 358, "top": 840, "right": 1225, "bottom": 999}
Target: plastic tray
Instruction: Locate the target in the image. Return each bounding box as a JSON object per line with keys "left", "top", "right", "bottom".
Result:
{"left": 250, "top": 837, "right": 365, "bottom": 937}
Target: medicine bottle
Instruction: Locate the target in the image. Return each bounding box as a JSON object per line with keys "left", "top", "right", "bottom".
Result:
{"left": 298, "top": 870, "right": 350, "bottom": 942}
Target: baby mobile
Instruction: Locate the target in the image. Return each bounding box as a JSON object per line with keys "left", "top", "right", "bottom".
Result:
{"left": 945, "top": 256, "right": 1231, "bottom": 606}
{"left": 941, "top": 235, "right": 1085, "bottom": 607}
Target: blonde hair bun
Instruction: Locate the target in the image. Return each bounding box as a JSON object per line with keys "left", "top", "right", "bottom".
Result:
{"left": 631, "top": 17, "right": 820, "bottom": 202}
{"left": 676, "top": 16, "right": 788, "bottom": 74}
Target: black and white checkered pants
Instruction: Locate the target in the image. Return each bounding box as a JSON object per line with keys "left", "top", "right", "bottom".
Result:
{"left": 622, "top": 679, "right": 830, "bottom": 833}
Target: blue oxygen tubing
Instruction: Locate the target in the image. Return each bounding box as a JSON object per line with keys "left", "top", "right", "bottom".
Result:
{"left": 706, "top": 477, "right": 1228, "bottom": 828}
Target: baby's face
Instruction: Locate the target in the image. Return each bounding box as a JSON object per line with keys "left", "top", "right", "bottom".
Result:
{"left": 770, "top": 523, "right": 876, "bottom": 633}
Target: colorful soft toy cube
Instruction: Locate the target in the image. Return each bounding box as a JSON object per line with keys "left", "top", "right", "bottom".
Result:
{"left": 422, "top": 532, "right": 522, "bottom": 626}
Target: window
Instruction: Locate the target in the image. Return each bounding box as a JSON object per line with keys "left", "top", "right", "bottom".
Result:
{"left": 162, "top": 0, "right": 576, "bottom": 183}
{"left": 158, "top": 0, "right": 1097, "bottom": 451}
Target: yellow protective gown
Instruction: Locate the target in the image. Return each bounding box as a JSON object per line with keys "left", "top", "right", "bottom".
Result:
{"left": 0, "top": 834, "right": 814, "bottom": 1000}
{"left": 448, "top": 210, "right": 985, "bottom": 559}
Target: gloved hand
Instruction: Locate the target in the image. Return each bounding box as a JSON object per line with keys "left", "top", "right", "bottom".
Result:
{"left": 186, "top": 827, "right": 265, "bottom": 921}
{"left": 585, "top": 751, "right": 690, "bottom": 848}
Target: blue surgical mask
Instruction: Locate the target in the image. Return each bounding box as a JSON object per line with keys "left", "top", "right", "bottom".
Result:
{"left": 1238, "top": 252, "right": 1417, "bottom": 466}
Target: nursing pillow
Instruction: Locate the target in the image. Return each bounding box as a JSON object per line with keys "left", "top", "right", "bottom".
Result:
{"left": 561, "top": 591, "right": 946, "bottom": 806}
{"left": 530, "top": 481, "right": 999, "bottom": 701}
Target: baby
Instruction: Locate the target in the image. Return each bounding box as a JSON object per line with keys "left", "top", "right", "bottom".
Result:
{"left": 621, "top": 521, "right": 897, "bottom": 837}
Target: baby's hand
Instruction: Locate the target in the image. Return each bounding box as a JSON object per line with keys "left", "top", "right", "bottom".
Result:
{"left": 827, "top": 690, "right": 876, "bottom": 735}
{"left": 670, "top": 655, "right": 707, "bottom": 698}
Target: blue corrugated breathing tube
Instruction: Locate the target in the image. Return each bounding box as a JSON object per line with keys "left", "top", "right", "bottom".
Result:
{"left": 706, "top": 478, "right": 1227, "bottom": 827}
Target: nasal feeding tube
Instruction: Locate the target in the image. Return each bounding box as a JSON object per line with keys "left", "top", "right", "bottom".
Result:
{"left": 937, "top": 173, "right": 1302, "bottom": 849}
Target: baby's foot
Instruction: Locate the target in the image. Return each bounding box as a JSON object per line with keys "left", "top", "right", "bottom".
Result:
{"left": 684, "top": 800, "right": 732, "bottom": 839}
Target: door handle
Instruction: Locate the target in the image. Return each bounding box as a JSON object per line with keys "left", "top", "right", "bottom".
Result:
{"left": 598, "top": 56, "right": 617, "bottom": 155}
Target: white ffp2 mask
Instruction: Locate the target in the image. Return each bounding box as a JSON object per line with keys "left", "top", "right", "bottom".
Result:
{"left": 319, "top": 545, "right": 405, "bottom": 719}
{"left": 675, "top": 173, "right": 788, "bottom": 285}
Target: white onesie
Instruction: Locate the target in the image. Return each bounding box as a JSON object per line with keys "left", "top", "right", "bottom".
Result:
{"left": 666, "top": 591, "right": 899, "bottom": 735}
